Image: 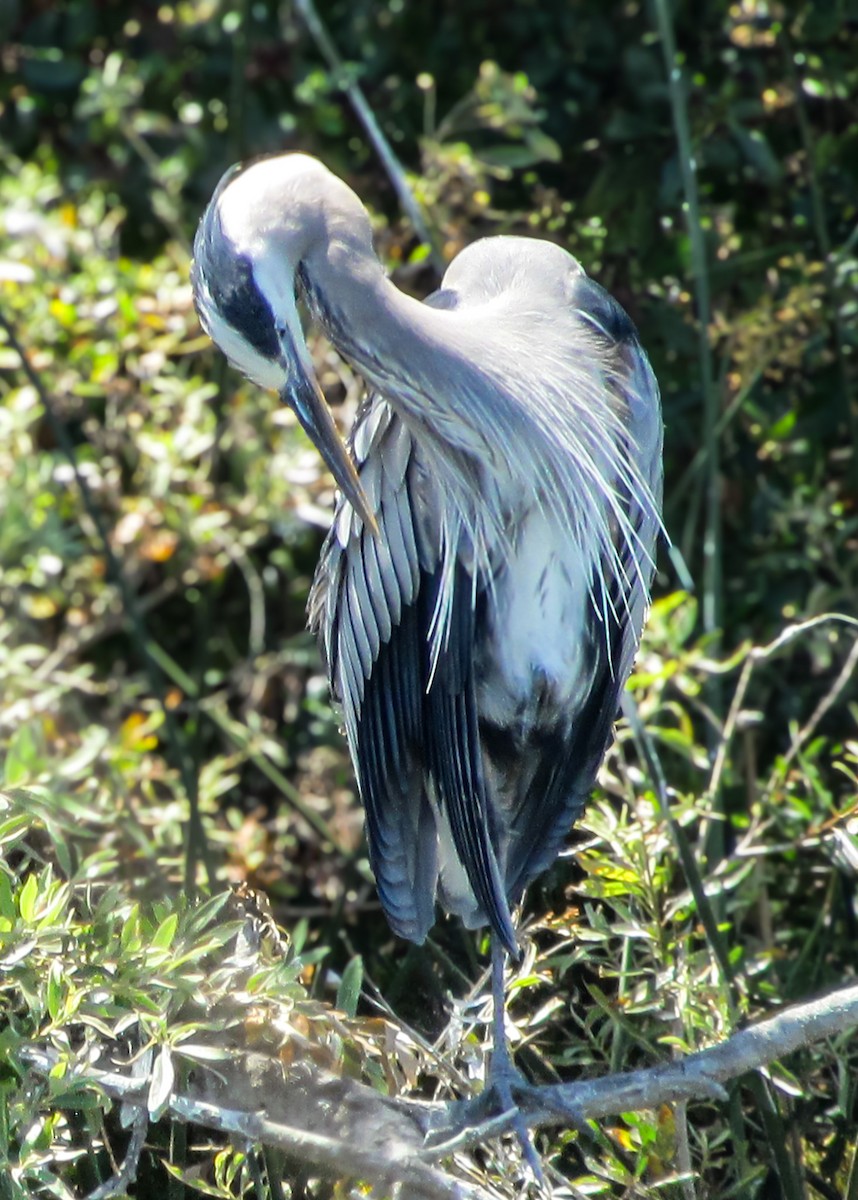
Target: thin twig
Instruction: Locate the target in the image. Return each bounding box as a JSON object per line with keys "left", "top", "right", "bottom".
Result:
{"left": 673, "top": 1100, "right": 697, "bottom": 1200}
{"left": 762, "top": 631, "right": 858, "bottom": 803}
{"left": 229, "top": 0, "right": 252, "bottom": 163}
{"left": 706, "top": 612, "right": 858, "bottom": 806}
{"left": 86, "top": 1106, "right": 149, "bottom": 1200}
{"left": 291, "top": 0, "right": 443, "bottom": 269}
{"left": 671, "top": 353, "right": 767, "bottom": 507}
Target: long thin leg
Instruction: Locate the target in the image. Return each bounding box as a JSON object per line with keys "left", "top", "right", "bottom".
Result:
{"left": 490, "top": 934, "right": 515, "bottom": 1078}
{"left": 425, "top": 938, "right": 584, "bottom": 1177}
{"left": 488, "top": 933, "right": 545, "bottom": 1183}
{"left": 423, "top": 936, "right": 548, "bottom": 1181}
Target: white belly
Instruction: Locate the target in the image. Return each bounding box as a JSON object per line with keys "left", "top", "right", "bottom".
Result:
{"left": 479, "top": 509, "right": 594, "bottom": 724}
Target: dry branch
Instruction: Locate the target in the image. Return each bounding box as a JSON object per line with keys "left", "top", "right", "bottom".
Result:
{"left": 21, "top": 981, "right": 858, "bottom": 1195}
{"left": 527, "top": 980, "right": 858, "bottom": 1127}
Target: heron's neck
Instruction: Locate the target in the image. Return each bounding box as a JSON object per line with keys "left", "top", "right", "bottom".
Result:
{"left": 304, "top": 247, "right": 481, "bottom": 439}
{"left": 305, "top": 239, "right": 544, "bottom": 484}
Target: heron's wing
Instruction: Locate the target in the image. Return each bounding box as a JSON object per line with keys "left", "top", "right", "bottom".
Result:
{"left": 419, "top": 559, "right": 517, "bottom": 952}
{"left": 309, "top": 403, "right": 435, "bottom": 943}
{"left": 309, "top": 400, "right": 516, "bottom": 952}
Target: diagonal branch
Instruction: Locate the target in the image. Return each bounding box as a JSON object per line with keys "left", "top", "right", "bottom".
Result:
{"left": 21, "top": 981, "right": 858, "bottom": 1191}
{"left": 527, "top": 980, "right": 858, "bottom": 1127}
{"left": 291, "top": 0, "right": 443, "bottom": 269}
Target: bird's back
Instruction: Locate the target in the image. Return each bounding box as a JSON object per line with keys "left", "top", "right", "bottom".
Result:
{"left": 309, "top": 238, "right": 662, "bottom": 954}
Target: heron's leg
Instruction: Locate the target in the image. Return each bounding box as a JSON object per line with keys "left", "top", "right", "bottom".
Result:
{"left": 485, "top": 934, "right": 545, "bottom": 1182}
{"left": 489, "top": 935, "right": 516, "bottom": 1080}
{"left": 423, "top": 938, "right": 548, "bottom": 1181}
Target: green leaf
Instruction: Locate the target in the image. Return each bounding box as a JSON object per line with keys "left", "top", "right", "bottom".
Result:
{"left": 181, "top": 890, "right": 232, "bottom": 939}
{"left": 291, "top": 919, "right": 308, "bottom": 956}
{"left": 769, "top": 411, "right": 797, "bottom": 440}
{"left": 336, "top": 955, "right": 363, "bottom": 1018}
{"left": 148, "top": 1046, "right": 175, "bottom": 1119}
{"left": 120, "top": 904, "right": 141, "bottom": 953}
{"left": 18, "top": 873, "right": 39, "bottom": 922}
{"left": 46, "top": 959, "right": 64, "bottom": 1023}
{"left": 4, "top": 724, "right": 43, "bottom": 787}
{"left": 0, "top": 869, "right": 15, "bottom": 921}
{"left": 57, "top": 726, "right": 110, "bottom": 780}
{"left": 477, "top": 145, "right": 544, "bottom": 169}
{"left": 728, "top": 120, "right": 783, "bottom": 186}
{"left": 0, "top": 811, "right": 33, "bottom": 855}
{"left": 525, "top": 131, "right": 562, "bottom": 162}
{"left": 37, "top": 882, "right": 70, "bottom": 927}
{"left": 151, "top": 912, "right": 178, "bottom": 951}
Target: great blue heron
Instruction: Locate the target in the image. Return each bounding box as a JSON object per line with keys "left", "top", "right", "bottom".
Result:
{"left": 192, "top": 152, "right": 663, "bottom": 1171}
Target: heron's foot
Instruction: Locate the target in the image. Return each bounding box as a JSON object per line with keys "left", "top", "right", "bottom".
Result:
{"left": 486, "top": 1056, "right": 546, "bottom": 1184}
{"left": 423, "top": 1060, "right": 546, "bottom": 1186}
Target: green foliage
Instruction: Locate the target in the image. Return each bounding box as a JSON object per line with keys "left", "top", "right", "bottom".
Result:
{"left": 0, "top": 0, "right": 857, "bottom": 1197}
{"left": 0, "top": 788, "right": 373, "bottom": 1197}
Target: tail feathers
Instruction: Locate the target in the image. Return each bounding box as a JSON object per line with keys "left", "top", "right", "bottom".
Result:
{"left": 368, "top": 787, "right": 437, "bottom": 945}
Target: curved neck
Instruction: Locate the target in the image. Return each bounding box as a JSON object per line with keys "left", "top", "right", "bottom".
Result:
{"left": 302, "top": 246, "right": 498, "bottom": 461}
{"left": 303, "top": 250, "right": 424, "bottom": 369}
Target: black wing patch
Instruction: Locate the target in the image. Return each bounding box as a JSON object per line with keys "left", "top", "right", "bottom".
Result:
{"left": 419, "top": 567, "right": 518, "bottom": 955}
{"left": 354, "top": 559, "right": 517, "bottom": 956}
{"left": 354, "top": 597, "right": 439, "bottom": 945}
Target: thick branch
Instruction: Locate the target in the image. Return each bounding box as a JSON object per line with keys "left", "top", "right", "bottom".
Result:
{"left": 21, "top": 981, "right": 858, "bottom": 1190}
{"left": 21, "top": 1042, "right": 482, "bottom": 1200}
{"left": 526, "top": 980, "right": 858, "bottom": 1126}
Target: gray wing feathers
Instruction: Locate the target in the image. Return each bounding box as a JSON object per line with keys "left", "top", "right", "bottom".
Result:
{"left": 310, "top": 406, "right": 437, "bottom": 943}
{"left": 310, "top": 401, "right": 518, "bottom": 951}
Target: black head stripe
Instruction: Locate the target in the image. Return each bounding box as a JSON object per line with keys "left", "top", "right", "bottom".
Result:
{"left": 193, "top": 201, "right": 280, "bottom": 360}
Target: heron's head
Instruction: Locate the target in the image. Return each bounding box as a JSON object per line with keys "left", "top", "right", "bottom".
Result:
{"left": 191, "top": 153, "right": 375, "bottom": 528}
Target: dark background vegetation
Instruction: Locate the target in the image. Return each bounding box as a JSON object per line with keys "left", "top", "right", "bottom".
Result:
{"left": 0, "top": 0, "right": 857, "bottom": 1196}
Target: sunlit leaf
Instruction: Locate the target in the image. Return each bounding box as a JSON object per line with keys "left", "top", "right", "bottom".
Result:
{"left": 147, "top": 1045, "right": 175, "bottom": 1119}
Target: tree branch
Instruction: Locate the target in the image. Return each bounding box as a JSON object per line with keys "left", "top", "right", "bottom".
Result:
{"left": 21, "top": 981, "right": 858, "bottom": 1191}
{"left": 527, "top": 980, "right": 858, "bottom": 1126}
{"left": 291, "top": 0, "right": 443, "bottom": 269}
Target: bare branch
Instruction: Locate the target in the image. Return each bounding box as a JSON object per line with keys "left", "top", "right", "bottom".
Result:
{"left": 21, "top": 981, "right": 858, "bottom": 1192}
{"left": 707, "top": 612, "right": 858, "bottom": 805}
{"left": 86, "top": 1106, "right": 149, "bottom": 1200}
{"left": 21, "top": 1042, "right": 490, "bottom": 1200}
{"left": 528, "top": 980, "right": 858, "bottom": 1126}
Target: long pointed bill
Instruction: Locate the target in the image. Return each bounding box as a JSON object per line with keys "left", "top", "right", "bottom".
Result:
{"left": 283, "top": 371, "right": 378, "bottom": 535}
